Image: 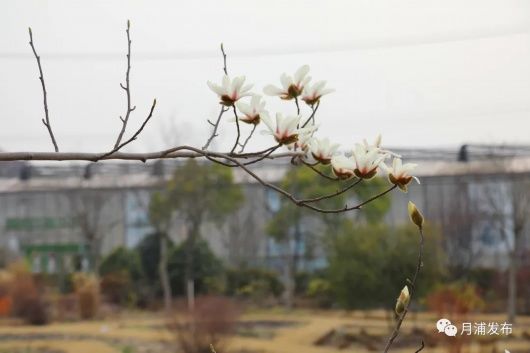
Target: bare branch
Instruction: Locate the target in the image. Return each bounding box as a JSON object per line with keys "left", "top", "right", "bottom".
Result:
{"left": 202, "top": 43, "right": 230, "bottom": 149}
{"left": 113, "top": 20, "right": 135, "bottom": 149}
{"left": 230, "top": 106, "right": 241, "bottom": 154}
{"left": 414, "top": 340, "right": 425, "bottom": 353}
{"left": 299, "top": 178, "right": 362, "bottom": 204}
{"left": 202, "top": 106, "right": 228, "bottom": 150}
{"left": 239, "top": 124, "right": 257, "bottom": 153}
{"left": 99, "top": 99, "right": 157, "bottom": 160}
{"left": 220, "top": 43, "right": 228, "bottom": 75}
{"left": 382, "top": 226, "right": 425, "bottom": 353}
{"left": 28, "top": 27, "right": 59, "bottom": 152}
{"left": 301, "top": 101, "right": 320, "bottom": 128}
{"left": 294, "top": 96, "right": 300, "bottom": 115}
{"left": 0, "top": 149, "right": 302, "bottom": 162}
{"left": 297, "top": 185, "right": 396, "bottom": 213}
{"left": 303, "top": 161, "right": 340, "bottom": 181}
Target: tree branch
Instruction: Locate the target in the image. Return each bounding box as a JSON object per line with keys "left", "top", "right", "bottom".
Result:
{"left": 382, "top": 226, "right": 425, "bottom": 353}
{"left": 303, "top": 161, "right": 340, "bottom": 181}
{"left": 414, "top": 340, "right": 425, "bottom": 353}
{"left": 239, "top": 124, "right": 257, "bottom": 153}
{"left": 299, "top": 178, "right": 362, "bottom": 204}
{"left": 301, "top": 101, "right": 320, "bottom": 128}
{"left": 99, "top": 99, "right": 157, "bottom": 160}
{"left": 28, "top": 27, "right": 59, "bottom": 152}
{"left": 0, "top": 149, "right": 302, "bottom": 162}
{"left": 202, "top": 106, "right": 228, "bottom": 150}
{"left": 202, "top": 43, "right": 230, "bottom": 149}
{"left": 220, "top": 43, "right": 228, "bottom": 75}
{"left": 294, "top": 96, "right": 300, "bottom": 115}
{"left": 230, "top": 105, "right": 241, "bottom": 154}
{"left": 114, "top": 20, "right": 135, "bottom": 149}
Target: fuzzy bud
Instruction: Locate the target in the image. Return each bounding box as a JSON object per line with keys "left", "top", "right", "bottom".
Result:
{"left": 395, "top": 285, "right": 410, "bottom": 315}
{"left": 408, "top": 201, "right": 424, "bottom": 229}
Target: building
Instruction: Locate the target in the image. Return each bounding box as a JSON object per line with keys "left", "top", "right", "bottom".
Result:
{"left": 0, "top": 145, "right": 529, "bottom": 275}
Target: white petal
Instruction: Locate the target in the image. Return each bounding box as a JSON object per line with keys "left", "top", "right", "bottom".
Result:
{"left": 222, "top": 75, "right": 230, "bottom": 89}
{"left": 207, "top": 81, "right": 225, "bottom": 96}
{"left": 263, "top": 85, "right": 284, "bottom": 96}
{"left": 280, "top": 73, "right": 292, "bottom": 89}
{"left": 294, "top": 65, "right": 310, "bottom": 83}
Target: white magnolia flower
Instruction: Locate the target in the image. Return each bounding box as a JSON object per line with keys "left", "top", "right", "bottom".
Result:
{"left": 235, "top": 95, "right": 268, "bottom": 125}
{"left": 287, "top": 130, "right": 314, "bottom": 153}
{"left": 302, "top": 80, "right": 334, "bottom": 105}
{"left": 352, "top": 144, "right": 385, "bottom": 179}
{"left": 310, "top": 138, "right": 340, "bottom": 165}
{"left": 382, "top": 157, "right": 420, "bottom": 192}
{"left": 263, "top": 65, "right": 311, "bottom": 100}
{"left": 261, "top": 113, "right": 313, "bottom": 145}
{"left": 331, "top": 155, "right": 356, "bottom": 180}
{"left": 361, "top": 134, "right": 400, "bottom": 158}
{"left": 207, "top": 75, "right": 253, "bottom": 106}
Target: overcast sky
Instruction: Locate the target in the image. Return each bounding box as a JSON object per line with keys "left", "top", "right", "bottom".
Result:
{"left": 1, "top": 0, "right": 529, "bottom": 154}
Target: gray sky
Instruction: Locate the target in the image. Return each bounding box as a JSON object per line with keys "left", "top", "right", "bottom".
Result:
{"left": 1, "top": 0, "right": 529, "bottom": 154}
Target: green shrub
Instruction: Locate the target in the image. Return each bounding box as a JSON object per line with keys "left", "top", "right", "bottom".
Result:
{"left": 225, "top": 267, "right": 284, "bottom": 299}
{"left": 327, "top": 222, "right": 444, "bottom": 309}
{"left": 99, "top": 247, "right": 143, "bottom": 282}
{"left": 306, "top": 278, "right": 333, "bottom": 308}
{"left": 168, "top": 239, "right": 223, "bottom": 296}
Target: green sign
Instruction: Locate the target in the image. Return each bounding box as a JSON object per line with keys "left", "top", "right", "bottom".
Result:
{"left": 5, "top": 217, "right": 76, "bottom": 231}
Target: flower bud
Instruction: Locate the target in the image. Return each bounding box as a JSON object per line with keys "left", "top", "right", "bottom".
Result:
{"left": 395, "top": 285, "right": 410, "bottom": 315}
{"left": 408, "top": 201, "right": 424, "bottom": 229}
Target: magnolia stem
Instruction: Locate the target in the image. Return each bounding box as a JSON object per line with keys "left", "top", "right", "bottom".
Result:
{"left": 382, "top": 226, "right": 425, "bottom": 353}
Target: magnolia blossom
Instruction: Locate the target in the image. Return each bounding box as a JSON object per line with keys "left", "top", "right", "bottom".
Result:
{"left": 383, "top": 157, "right": 420, "bottom": 192}
{"left": 302, "top": 80, "right": 334, "bottom": 105}
{"left": 310, "top": 138, "right": 340, "bottom": 165}
{"left": 207, "top": 75, "right": 253, "bottom": 106}
{"left": 361, "top": 134, "right": 400, "bottom": 158}
{"left": 352, "top": 144, "right": 385, "bottom": 179}
{"left": 263, "top": 65, "right": 311, "bottom": 100}
{"left": 331, "top": 155, "right": 356, "bottom": 180}
{"left": 287, "top": 129, "right": 314, "bottom": 153}
{"left": 261, "top": 113, "right": 313, "bottom": 145}
{"left": 235, "top": 95, "right": 268, "bottom": 125}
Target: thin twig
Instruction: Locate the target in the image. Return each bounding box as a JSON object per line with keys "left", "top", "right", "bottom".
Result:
{"left": 220, "top": 43, "right": 228, "bottom": 75}
{"left": 237, "top": 145, "right": 280, "bottom": 158}
{"left": 297, "top": 185, "right": 397, "bottom": 213}
{"left": 202, "top": 43, "right": 229, "bottom": 149}
{"left": 114, "top": 20, "right": 136, "bottom": 149}
{"left": 300, "top": 178, "right": 362, "bottom": 204}
{"left": 28, "top": 27, "right": 59, "bottom": 152}
{"left": 414, "top": 340, "right": 425, "bottom": 353}
{"left": 99, "top": 99, "right": 157, "bottom": 160}
{"left": 303, "top": 161, "right": 340, "bottom": 181}
{"left": 221, "top": 144, "right": 281, "bottom": 167}
{"left": 202, "top": 106, "right": 228, "bottom": 150}
{"left": 301, "top": 101, "right": 320, "bottom": 128}
{"left": 294, "top": 96, "right": 300, "bottom": 115}
{"left": 238, "top": 124, "right": 257, "bottom": 153}
{"left": 382, "top": 226, "right": 425, "bottom": 353}
{"left": 230, "top": 105, "right": 241, "bottom": 154}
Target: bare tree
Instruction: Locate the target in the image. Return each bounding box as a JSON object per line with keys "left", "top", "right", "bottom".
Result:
{"left": 67, "top": 187, "right": 121, "bottom": 272}
{"left": 478, "top": 173, "right": 530, "bottom": 323}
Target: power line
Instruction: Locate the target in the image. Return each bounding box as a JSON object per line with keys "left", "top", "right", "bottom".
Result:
{"left": 1, "top": 27, "right": 528, "bottom": 61}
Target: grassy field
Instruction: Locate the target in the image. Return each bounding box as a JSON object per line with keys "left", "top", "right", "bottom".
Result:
{"left": 0, "top": 310, "right": 528, "bottom": 353}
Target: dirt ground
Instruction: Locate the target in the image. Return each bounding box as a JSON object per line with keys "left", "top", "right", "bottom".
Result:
{"left": 0, "top": 310, "right": 528, "bottom": 353}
